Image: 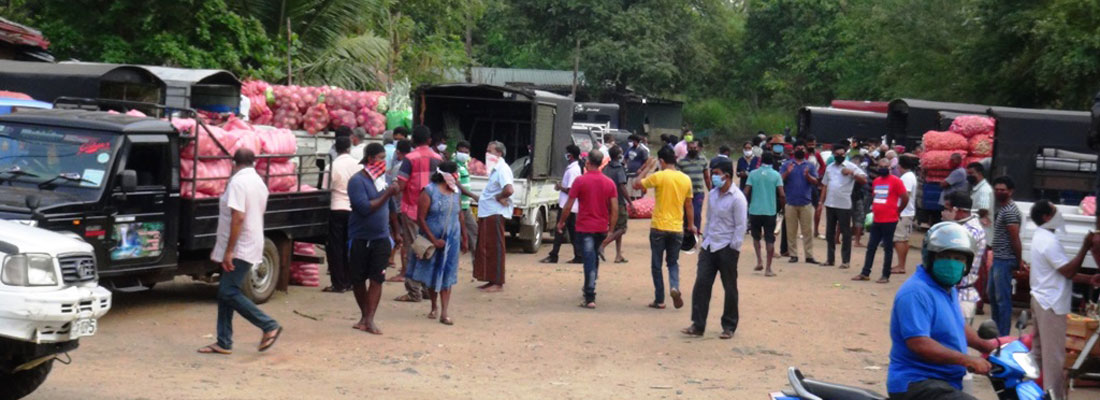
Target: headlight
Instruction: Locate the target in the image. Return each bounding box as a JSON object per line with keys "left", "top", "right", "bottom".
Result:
{"left": 1012, "top": 352, "right": 1041, "bottom": 380}
{"left": 1, "top": 254, "right": 58, "bottom": 286}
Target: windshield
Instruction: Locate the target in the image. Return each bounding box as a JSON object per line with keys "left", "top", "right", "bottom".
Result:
{"left": 0, "top": 122, "right": 119, "bottom": 207}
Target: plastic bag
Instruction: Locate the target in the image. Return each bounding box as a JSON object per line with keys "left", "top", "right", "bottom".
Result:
{"left": 922, "top": 130, "right": 968, "bottom": 151}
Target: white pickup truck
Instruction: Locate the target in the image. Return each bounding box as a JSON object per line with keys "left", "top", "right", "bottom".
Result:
{"left": 0, "top": 220, "right": 111, "bottom": 400}
{"left": 468, "top": 157, "right": 560, "bottom": 253}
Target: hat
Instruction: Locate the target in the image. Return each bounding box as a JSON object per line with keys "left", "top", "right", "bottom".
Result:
{"left": 680, "top": 233, "right": 700, "bottom": 254}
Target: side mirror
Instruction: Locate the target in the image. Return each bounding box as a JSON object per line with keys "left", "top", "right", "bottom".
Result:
{"left": 978, "top": 319, "right": 1000, "bottom": 340}
{"left": 1016, "top": 311, "right": 1031, "bottom": 331}
{"left": 118, "top": 170, "right": 137, "bottom": 192}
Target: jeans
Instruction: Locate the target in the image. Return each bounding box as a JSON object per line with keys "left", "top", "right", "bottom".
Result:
{"left": 784, "top": 204, "right": 814, "bottom": 259}
{"left": 825, "top": 207, "right": 853, "bottom": 264}
{"left": 691, "top": 192, "right": 704, "bottom": 230}
{"left": 690, "top": 246, "right": 739, "bottom": 333}
{"left": 649, "top": 229, "right": 683, "bottom": 304}
{"left": 326, "top": 210, "right": 351, "bottom": 289}
{"left": 549, "top": 213, "right": 579, "bottom": 260}
{"left": 578, "top": 232, "right": 607, "bottom": 303}
{"left": 860, "top": 222, "right": 898, "bottom": 279}
{"left": 989, "top": 257, "right": 1017, "bottom": 336}
{"left": 889, "top": 379, "right": 976, "bottom": 400}
{"left": 217, "top": 259, "right": 279, "bottom": 350}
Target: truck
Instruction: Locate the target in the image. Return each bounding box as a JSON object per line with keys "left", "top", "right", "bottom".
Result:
{"left": 413, "top": 84, "right": 579, "bottom": 253}
{"left": 0, "top": 103, "right": 330, "bottom": 303}
{"left": 796, "top": 106, "right": 887, "bottom": 145}
{"left": 0, "top": 220, "right": 111, "bottom": 400}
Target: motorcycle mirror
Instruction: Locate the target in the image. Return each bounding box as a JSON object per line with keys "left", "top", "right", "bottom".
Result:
{"left": 977, "top": 320, "right": 1000, "bottom": 340}
{"left": 1016, "top": 311, "right": 1030, "bottom": 331}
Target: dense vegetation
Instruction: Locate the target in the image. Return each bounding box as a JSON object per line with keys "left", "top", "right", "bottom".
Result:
{"left": 8, "top": 0, "right": 1100, "bottom": 143}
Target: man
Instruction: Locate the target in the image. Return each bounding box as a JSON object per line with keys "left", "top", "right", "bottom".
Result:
{"left": 454, "top": 141, "right": 479, "bottom": 252}
{"left": 803, "top": 135, "right": 826, "bottom": 239}
{"left": 347, "top": 143, "right": 399, "bottom": 335}
{"left": 541, "top": 145, "right": 583, "bottom": 264}
{"left": 736, "top": 141, "right": 756, "bottom": 191}
{"left": 626, "top": 134, "right": 649, "bottom": 176}
{"left": 557, "top": 150, "right": 618, "bottom": 309}
{"left": 966, "top": 162, "right": 993, "bottom": 241}
{"left": 821, "top": 142, "right": 867, "bottom": 269}
{"left": 680, "top": 161, "right": 747, "bottom": 340}
{"left": 710, "top": 145, "right": 731, "bottom": 170}
{"left": 940, "top": 192, "right": 984, "bottom": 324}
{"left": 198, "top": 149, "right": 281, "bottom": 355}
{"left": 601, "top": 145, "right": 631, "bottom": 264}
{"left": 1028, "top": 201, "right": 1095, "bottom": 399}
{"left": 634, "top": 146, "right": 695, "bottom": 309}
{"left": 349, "top": 127, "right": 368, "bottom": 160}
{"left": 780, "top": 142, "right": 818, "bottom": 264}
{"left": 989, "top": 176, "right": 1023, "bottom": 336}
{"left": 673, "top": 131, "right": 693, "bottom": 161}
{"left": 744, "top": 153, "right": 785, "bottom": 277}
{"left": 473, "top": 141, "right": 515, "bottom": 292}
{"left": 323, "top": 136, "right": 358, "bottom": 293}
{"left": 887, "top": 222, "right": 996, "bottom": 399}
{"left": 939, "top": 153, "right": 968, "bottom": 206}
{"left": 394, "top": 126, "right": 442, "bottom": 302}
{"left": 386, "top": 126, "right": 409, "bottom": 167}
{"left": 677, "top": 140, "right": 710, "bottom": 230}
{"left": 893, "top": 155, "right": 919, "bottom": 275}
{"left": 853, "top": 157, "right": 909, "bottom": 283}
{"left": 328, "top": 126, "right": 351, "bottom": 163}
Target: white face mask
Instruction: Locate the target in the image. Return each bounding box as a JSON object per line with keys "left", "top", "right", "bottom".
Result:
{"left": 743, "top": 149, "right": 753, "bottom": 157}
{"left": 436, "top": 144, "right": 447, "bottom": 152}
{"left": 454, "top": 152, "right": 470, "bottom": 163}
{"left": 1039, "top": 209, "right": 1067, "bottom": 233}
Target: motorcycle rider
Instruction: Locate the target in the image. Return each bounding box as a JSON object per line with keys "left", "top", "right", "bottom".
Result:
{"left": 887, "top": 222, "right": 998, "bottom": 400}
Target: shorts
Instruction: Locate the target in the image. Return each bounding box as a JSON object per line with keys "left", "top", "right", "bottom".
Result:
{"left": 615, "top": 202, "right": 629, "bottom": 231}
{"left": 749, "top": 214, "right": 777, "bottom": 243}
{"left": 811, "top": 185, "right": 821, "bottom": 207}
{"left": 894, "top": 216, "right": 914, "bottom": 242}
{"left": 851, "top": 199, "right": 867, "bottom": 229}
{"left": 349, "top": 238, "right": 391, "bottom": 283}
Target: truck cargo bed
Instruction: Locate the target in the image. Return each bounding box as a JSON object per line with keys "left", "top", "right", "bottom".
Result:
{"left": 178, "top": 190, "right": 330, "bottom": 251}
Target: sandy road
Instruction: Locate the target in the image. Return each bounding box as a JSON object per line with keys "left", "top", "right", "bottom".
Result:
{"left": 28, "top": 218, "right": 1100, "bottom": 399}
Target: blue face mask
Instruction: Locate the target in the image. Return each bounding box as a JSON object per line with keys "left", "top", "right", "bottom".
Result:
{"left": 711, "top": 175, "right": 725, "bottom": 188}
{"left": 931, "top": 257, "right": 967, "bottom": 287}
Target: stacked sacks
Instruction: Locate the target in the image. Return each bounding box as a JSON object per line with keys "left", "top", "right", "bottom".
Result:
{"left": 243, "top": 80, "right": 388, "bottom": 135}
{"left": 175, "top": 117, "right": 303, "bottom": 197}
{"left": 290, "top": 242, "right": 320, "bottom": 287}
{"left": 919, "top": 115, "right": 996, "bottom": 183}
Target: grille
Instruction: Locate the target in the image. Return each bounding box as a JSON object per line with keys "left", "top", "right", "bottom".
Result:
{"left": 58, "top": 254, "right": 96, "bottom": 284}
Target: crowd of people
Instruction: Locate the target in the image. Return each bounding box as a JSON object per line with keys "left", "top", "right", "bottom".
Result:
{"left": 195, "top": 123, "right": 1100, "bottom": 400}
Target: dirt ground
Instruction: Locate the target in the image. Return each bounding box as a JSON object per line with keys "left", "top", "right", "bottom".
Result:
{"left": 29, "top": 218, "right": 1100, "bottom": 399}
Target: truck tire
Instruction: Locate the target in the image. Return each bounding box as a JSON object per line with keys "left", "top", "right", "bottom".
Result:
{"left": 522, "top": 211, "right": 545, "bottom": 254}
{"left": 0, "top": 359, "right": 52, "bottom": 400}
{"left": 242, "top": 238, "right": 280, "bottom": 304}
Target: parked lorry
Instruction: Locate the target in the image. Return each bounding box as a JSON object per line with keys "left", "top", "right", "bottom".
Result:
{"left": 413, "top": 84, "right": 577, "bottom": 253}
{"left": 0, "top": 102, "right": 330, "bottom": 303}
{"left": 0, "top": 220, "right": 111, "bottom": 400}
{"left": 796, "top": 106, "right": 886, "bottom": 145}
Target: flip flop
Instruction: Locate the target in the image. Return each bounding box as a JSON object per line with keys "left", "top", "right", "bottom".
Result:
{"left": 753, "top": 265, "right": 764, "bottom": 271}
{"left": 719, "top": 330, "right": 734, "bottom": 340}
{"left": 439, "top": 317, "right": 454, "bottom": 326}
{"left": 890, "top": 268, "right": 907, "bottom": 275}
{"left": 764, "top": 271, "right": 777, "bottom": 277}
{"left": 876, "top": 278, "right": 890, "bottom": 284}
{"left": 614, "top": 258, "right": 628, "bottom": 264}
{"left": 258, "top": 327, "right": 282, "bottom": 352}
{"left": 851, "top": 274, "right": 870, "bottom": 281}
{"left": 647, "top": 302, "right": 666, "bottom": 309}
{"left": 197, "top": 344, "right": 232, "bottom": 355}
{"left": 393, "top": 294, "right": 421, "bottom": 302}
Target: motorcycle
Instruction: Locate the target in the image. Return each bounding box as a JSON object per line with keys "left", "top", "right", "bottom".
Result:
{"left": 770, "top": 312, "right": 1047, "bottom": 400}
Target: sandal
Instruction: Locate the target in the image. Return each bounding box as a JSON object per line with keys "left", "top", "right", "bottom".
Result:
{"left": 851, "top": 274, "right": 870, "bottom": 281}
{"left": 754, "top": 265, "right": 764, "bottom": 271}
{"left": 393, "top": 294, "right": 421, "bottom": 302}
{"left": 680, "top": 326, "right": 703, "bottom": 337}
{"left": 876, "top": 278, "right": 890, "bottom": 284}
{"left": 578, "top": 301, "right": 596, "bottom": 309}
{"left": 440, "top": 317, "right": 454, "bottom": 326}
{"left": 719, "top": 330, "right": 734, "bottom": 340}
{"left": 890, "top": 268, "right": 907, "bottom": 275}
{"left": 614, "top": 258, "right": 628, "bottom": 264}
{"left": 764, "top": 271, "right": 777, "bottom": 277}
{"left": 258, "top": 327, "right": 283, "bottom": 352}
{"left": 197, "top": 344, "right": 232, "bottom": 355}
{"left": 647, "top": 302, "right": 666, "bottom": 309}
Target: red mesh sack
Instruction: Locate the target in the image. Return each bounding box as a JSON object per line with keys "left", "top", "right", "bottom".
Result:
{"left": 258, "top": 128, "right": 297, "bottom": 162}
{"left": 179, "top": 159, "right": 232, "bottom": 196}
{"left": 629, "top": 197, "right": 655, "bottom": 219}
{"left": 969, "top": 134, "right": 993, "bottom": 157}
{"left": 920, "top": 150, "right": 967, "bottom": 170}
{"left": 949, "top": 115, "right": 995, "bottom": 138}
{"left": 922, "top": 130, "right": 968, "bottom": 151}
{"left": 1080, "top": 196, "right": 1096, "bottom": 217}
{"left": 257, "top": 160, "right": 298, "bottom": 192}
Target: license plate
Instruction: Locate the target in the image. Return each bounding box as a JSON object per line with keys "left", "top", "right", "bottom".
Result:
{"left": 72, "top": 318, "right": 97, "bottom": 338}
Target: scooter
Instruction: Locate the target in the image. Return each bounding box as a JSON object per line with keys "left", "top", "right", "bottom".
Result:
{"left": 769, "top": 313, "right": 1047, "bottom": 400}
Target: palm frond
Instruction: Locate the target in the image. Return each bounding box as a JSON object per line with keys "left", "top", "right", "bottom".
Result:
{"left": 295, "top": 33, "right": 390, "bottom": 90}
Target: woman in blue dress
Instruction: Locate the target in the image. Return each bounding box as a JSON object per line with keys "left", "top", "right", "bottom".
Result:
{"left": 410, "top": 161, "right": 467, "bottom": 325}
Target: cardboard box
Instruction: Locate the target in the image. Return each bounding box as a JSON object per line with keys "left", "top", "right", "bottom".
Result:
{"left": 1068, "top": 314, "right": 1100, "bottom": 338}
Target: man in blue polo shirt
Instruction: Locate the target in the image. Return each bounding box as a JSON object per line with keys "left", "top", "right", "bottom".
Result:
{"left": 780, "top": 141, "right": 818, "bottom": 264}
{"left": 887, "top": 222, "right": 996, "bottom": 399}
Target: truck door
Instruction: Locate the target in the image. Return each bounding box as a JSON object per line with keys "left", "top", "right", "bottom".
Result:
{"left": 532, "top": 103, "right": 556, "bottom": 179}
{"left": 104, "top": 134, "right": 178, "bottom": 274}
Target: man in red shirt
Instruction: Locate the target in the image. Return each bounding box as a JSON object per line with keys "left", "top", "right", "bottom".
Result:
{"left": 394, "top": 126, "right": 441, "bottom": 302}
{"left": 853, "top": 158, "right": 909, "bottom": 283}
{"left": 557, "top": 150, "right": 619, "bottom": 309}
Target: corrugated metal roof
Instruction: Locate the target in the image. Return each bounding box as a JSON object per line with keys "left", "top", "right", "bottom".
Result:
{"left": 443, "top": 67, "right": 584, "bottom": 87}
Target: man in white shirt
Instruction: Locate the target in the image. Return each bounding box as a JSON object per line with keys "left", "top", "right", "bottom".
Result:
{"left": 473, "top": 141, "right": 515, "bottom": 292}
{"left": 198, "top": 149, "right": 281, "bottom": 355}
{"left": 893, "top": 155, "right": 919, "bottom": 274}
{"left": 966, "top": 162, "right": 994, "bottom": 241}
{"left": 541, "top": 144, "right": 583, "bottom": 264}
{"left": 1028, "top": 200, "right": 1095, "bottom": 399}
{"left": 349, "top": 128, "right": 368, "bottom": 161}
{"left": 820, "top": 142, "right": 867, "bottom": 269}
{"left": 323, "top": 136, "right": 359, "bottom": 293}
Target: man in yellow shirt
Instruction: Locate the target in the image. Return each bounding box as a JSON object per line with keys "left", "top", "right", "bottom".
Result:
{"left": 634, "top": 146, "right": 696, "bottom": 309}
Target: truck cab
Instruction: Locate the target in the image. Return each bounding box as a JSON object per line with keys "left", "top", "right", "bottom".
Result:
{"left": 0, "top": 220, "right": 111, "bottom": 399}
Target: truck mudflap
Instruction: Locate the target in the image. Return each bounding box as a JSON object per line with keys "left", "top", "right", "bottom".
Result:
{"left": 0, "top": 285, "right": 111, "bottom": 344}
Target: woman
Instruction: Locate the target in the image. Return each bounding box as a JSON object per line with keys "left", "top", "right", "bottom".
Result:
{"left": 410, "top": 161, "right": 467, "bottom": 325}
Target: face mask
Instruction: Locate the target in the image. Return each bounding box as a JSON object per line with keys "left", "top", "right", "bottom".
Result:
{"left": 966, "top": 176, "right": 978, "bottom": 185}
{"left": 1039, "top": 209, "right": 1066, "bottom": 232}
{"left": 688, "top": 150, "right": 699, "bottom": 157}
{"left": 436, "top": 144, "right": 446, "bottom": 152}
{"left": 454, "top": 152, "right": 470, "bottom": 164}
{"left": 684, "top": 134, "right": 694, "bottom": 142}
{"left": 772, "top": 145, "right": 784, "bottom": 153}
{"left": 565, "top": 154, "right": 573, "bottom": 163}
{"left": 859, "top": 148, "right": 869, "bottom": 156}
{"left": 711, "top": 175, "right": 725, "bottom": 188}
{"left": 876, "top": 167, "right": 890, "bottom": 176}
{"left": 834, "top": 155, "right": 845, "bottom": 164}
{"left": 931, "top": 257, "right": 967, "bottom": 287}
{"left": 793, "top": 150, "right": 805, "bottom": 160}
{"left": 995, "top": 193, "right": 1009, "bottom": 203}
{"left": 743, "top": 149, "right": 753, "bottom": 158}
{"left": 871, "top": 150, "right": 881, "bottom": 158}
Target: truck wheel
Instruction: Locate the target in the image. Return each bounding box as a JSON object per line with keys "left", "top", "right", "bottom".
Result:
{"left": 243, "top": 238, "right": 280, "bottom": 304}
{"left": 522, "top": 212, "right": 544, "bottom": 254}
{"left": 0, "top": 359, "right": 52, "bottom": 400}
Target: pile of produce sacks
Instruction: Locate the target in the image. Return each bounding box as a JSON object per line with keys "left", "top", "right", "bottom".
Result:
{"left": 176, "top": 115, "right": 307, "bottom": 197}
{"left": 241, "top": 80, "right": 388, "bottom": 136}
{"left": 290, "top": 243, "right": 321, "bottom": 287}
{"left": 919, "top": 115, "right": 996, "bottom": 183}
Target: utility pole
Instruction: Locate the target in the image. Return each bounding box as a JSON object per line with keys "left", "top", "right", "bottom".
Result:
{"left": 286, "top": 18, "right": 293, "bottom": 85}
{"left": 571, "top": 37, "right": 580, "bottom": 97}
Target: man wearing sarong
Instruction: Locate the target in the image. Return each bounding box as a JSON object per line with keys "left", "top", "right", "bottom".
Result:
{"left": 473, "top": 141, "right": 514, "bottom": 292}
